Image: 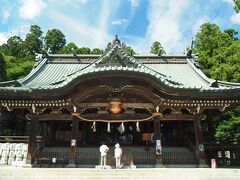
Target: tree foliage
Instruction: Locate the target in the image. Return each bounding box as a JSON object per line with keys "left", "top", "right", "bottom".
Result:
{"left": 44, "top": 29, "right": 66, "bottom": 53}
{"left": 6, "top": 36, "right": 25, "bottom": 58}
{"left": 194, "top": 22, "right": 240, "bottom": 143}
{"left": 224, "top": 28, "right": 238, "bottom": 40}
{"left": 79, "top": 47, "right": 91, "bottom": 54}
{"left": 91, "top": 48, "right": 102, "bottom": 55}
{"left": 0, "top": 53, "right": 7, "bottom": 81}
{"left": 4, "top": 55, "right": 34, "bottom": 80}
{"left": 194, "top": 23, "right": 239, "bottom": 82}
{"left": 124, "top": 46, "right": 138, "bottom": 55}
{"left": 234, "top": 0, "right": 240, "bottom": 13}
{"left": 58, "top": 42, "right": 80, "bottom": 54}
{"left": 150, "top": 41, "right": 166, "bottom": 55}
{"left": 215, "top": 108, "right": 240, "bottom": 144}
{"left": 24, "top": 25, "right": 43, "bottom": 55}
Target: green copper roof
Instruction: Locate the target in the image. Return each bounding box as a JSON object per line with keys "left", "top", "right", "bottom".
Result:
{"left": 0, "top": 42, "right": 240, "bottom": 95}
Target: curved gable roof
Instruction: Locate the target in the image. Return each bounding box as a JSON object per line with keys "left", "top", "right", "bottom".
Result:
{"left": 0, "top": 42, "right": 239, "bottom": 96}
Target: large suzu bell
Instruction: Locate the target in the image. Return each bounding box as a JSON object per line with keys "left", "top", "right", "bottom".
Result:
{"left": 109, "top": 98, "right": 122, "bottom": 114}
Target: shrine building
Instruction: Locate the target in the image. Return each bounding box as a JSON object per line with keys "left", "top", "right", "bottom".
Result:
{"left": 0, "top": 36, "right": 239, "bottom": 168}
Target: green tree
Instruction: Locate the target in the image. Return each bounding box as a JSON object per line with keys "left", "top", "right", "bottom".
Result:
{"left": 194, "top": 22, "right": 240, "bottom": 144}
{"left": 193, "top": 23, "right": 233, "bottom": 77}
{"left": 234, "top": 0, "right": 240, "bottom": 13}
{"left": 215, "top": 108, "right": 240, "bottom": 144}
{"left": 124, "top": 46, "right": 137, "bottom": 55}
{"left": 0, "top": 53, "right": 7, "bottom": 81}
{"left": 4, "top": 55, "right": 34, "bottom": 80}
{"left": 208, "top": 40, "right": 240, "bottom": 82}
{"left": 6, "top": 36, "right": 25, "bottom": 58}
{"left": 224, "top": 29, "right": 238, "bottom": 40}
{"left": 44, "top": 29, "right": 66, "bottom": 53}
{"left": 0, "top": 43, "right": 9, "bottom": 55}
{"left": 150, "top": 41, "right": 166, "bottom": 55}
{"left": 24, "top": 25, "right": 43, "bottom": 55}
{"left": 79, "top": 47, "right": 91, "bottom": 54}
{"left": 58, "top": 42, "right": 80, "bottom": 54}
{"left": 91, "top": 48, "right": 102, "bottom": 55}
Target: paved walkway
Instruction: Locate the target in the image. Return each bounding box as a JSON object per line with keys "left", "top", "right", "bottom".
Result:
{"left": 0, "top": 167, "right": 240, "bottom": 180}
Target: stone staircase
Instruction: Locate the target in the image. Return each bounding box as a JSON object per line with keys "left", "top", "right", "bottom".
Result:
{"left": 38, "top": 146, "right": 196, "bottom": 168}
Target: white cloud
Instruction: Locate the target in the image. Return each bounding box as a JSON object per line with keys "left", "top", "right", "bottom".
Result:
{"left": 58, "top": 0, "right": 88, "bottom": 4}
{"left": 0, "top": 24, "right": 30, "bottom": 45}
{"left": 192, "top": 16, "right": 209, "bottom": 34}
{"left": 222, "top": 0, "right": 234, "bottom": 5}
{"left": 77, "top": 0, "right": 87, "bottom": 3}
{"left": 133, "top": 0, "right": 189, "bottom": 54}
{"left": 2, "top": 9, "right": 10, "bottom": 23}
{"left": 19, "top": 0, "right": 47, "bottom": 20}
{"left": 128, "top": 0, "right": 140, "bottom": 8}
{"left": 0, "top": 33, "right": 8, "bottom": 45}
{"left": 50, "top": 10, "right": 112, "bottom": 48}
{"left": 231, "top": 13, "right": 240, "bottom": 24}
{"left": 112, "top": 19, "right": 128, "bottom": 25}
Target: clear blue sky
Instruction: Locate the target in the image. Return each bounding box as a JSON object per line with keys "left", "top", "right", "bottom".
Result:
{"left": 0, "top": 0, "right": 239, "bottom": 54}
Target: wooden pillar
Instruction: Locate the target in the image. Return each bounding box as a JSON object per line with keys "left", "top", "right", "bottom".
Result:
{"left": 193, "top": 116, "right": 208, "bottom": 167}
{"left": 26, "top": 116, "right": 39, "bottom": 165}
{"left": 206, "top": 110, "right": 215, "bottom": 142}
{"left": 154, "top": 117, "right": 163, "bottom": 167}
{"left": 68, "top": 115, "right": 79, "bottom": 167}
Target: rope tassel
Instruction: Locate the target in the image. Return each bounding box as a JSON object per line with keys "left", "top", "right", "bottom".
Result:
{"left": 117, "top": 122, "right": 125, "bottom": 134}
{"left": 121, "top": 122, "right": 125, "bottom": 133}
{"left": 91, "top": 121, "right": 96, "bottom": 132}
{"left": 136, "top": 122, "right": 140, "bottom": 132}
{"left": 107, "top": 122, "right": 111, "bottom": 133}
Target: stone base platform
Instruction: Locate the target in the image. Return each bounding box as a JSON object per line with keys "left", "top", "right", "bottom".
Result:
{"left": 0, "top": 167, "right": 240, "bottom": 180}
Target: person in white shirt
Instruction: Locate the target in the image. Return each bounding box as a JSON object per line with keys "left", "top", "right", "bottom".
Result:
{"left": 99, "top": 142, "right": 109, "bottom": 169}
{"left": 114, "top": 143, "right": 122, "bottom": 169}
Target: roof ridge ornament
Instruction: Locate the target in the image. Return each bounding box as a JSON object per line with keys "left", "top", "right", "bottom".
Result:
{"left": 185, "top": 37, "right": 193, "bottom": 57}
{"left": 210, "top": 80, "right": 219, "bottom": 88}
{"left": 96, "top": 36, "right": 138, "bottom": 67}
{"left": 112, "top": 34, "right": 121, "bottom": 46}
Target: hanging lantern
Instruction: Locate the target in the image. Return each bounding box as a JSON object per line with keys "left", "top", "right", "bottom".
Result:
{"left": 109, "top": 98, "right": 122, "bottom": 114}
{"left": 91, "top": 121, "right": 96, "bottom": 132}
{"left": 136, "top": 122, "right": 140, "bottom": 132}
{"left": 107, "top": 122, "right": 111, "bottom": 133}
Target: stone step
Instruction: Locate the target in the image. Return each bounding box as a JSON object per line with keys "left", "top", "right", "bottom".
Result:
{"left": 1, "top": 168, "right": 240, "bottom": 179}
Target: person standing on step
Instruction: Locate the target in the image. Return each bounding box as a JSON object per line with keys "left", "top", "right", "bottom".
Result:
{"left": 114, "top": 143, "right": 122, "bottom": 169}
{"left": 99, "top": 142, "right": 109, "bottom": 169}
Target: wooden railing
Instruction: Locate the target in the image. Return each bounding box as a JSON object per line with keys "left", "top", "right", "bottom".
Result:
{"left": 205, "top": 144, "right": 240, "bottom": 167}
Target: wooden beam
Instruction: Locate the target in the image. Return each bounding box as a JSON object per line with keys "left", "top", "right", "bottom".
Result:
{"left": 77, "top": 103, "right": 155, "bottom": 109}
{"left": 28, "top": 114, "right": 72, "bottom": 121}
{"left": 28, "top": 113, "right": 206, "bottom": 122}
